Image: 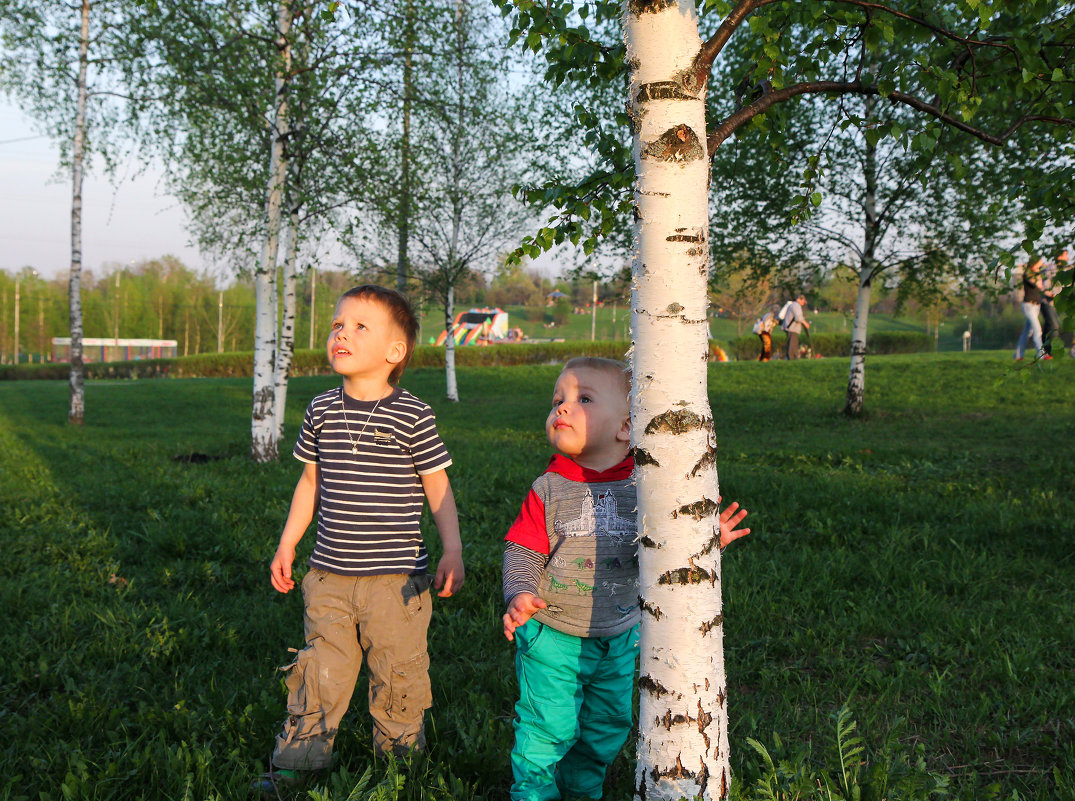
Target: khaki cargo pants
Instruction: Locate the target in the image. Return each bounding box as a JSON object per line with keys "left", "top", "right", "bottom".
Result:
{"left": 272, "top": 569, "right": 433, "bottom": 770}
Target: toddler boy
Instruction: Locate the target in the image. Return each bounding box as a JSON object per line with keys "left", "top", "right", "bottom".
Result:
{"left": 256, "top": 285, "right": 463, "bottom": 794}
{"left": 501, "top": 357, "right": 748, "bottom": 801}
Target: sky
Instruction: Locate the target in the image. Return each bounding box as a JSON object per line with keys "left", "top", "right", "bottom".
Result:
{"left": 0, "top": 100, "right": 205, "bottom": 282}
{"left": 1, "top": 99, "right": 570, "bottom": 286}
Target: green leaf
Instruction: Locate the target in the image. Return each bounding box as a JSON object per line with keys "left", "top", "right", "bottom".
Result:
{"left": 810, "top": 192, "right": 822, "bottom": 207}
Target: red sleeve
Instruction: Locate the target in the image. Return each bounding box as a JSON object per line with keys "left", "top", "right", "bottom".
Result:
{"left": 505, "top": 489, "right": 549, "bottom": 554}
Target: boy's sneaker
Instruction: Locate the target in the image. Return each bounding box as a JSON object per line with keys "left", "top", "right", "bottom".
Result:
{"left": 251, "top": 768, "right": 302, "bottom": 798}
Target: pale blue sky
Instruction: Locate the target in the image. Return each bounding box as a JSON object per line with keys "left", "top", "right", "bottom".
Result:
{"left": 0, "top": 101, "right": 201, "bottom": 281}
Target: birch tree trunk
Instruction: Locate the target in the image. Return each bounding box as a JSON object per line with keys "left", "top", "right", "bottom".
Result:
{"left": 625, "top": 1, "right": 728, "bottom": 799}
{"left": 396, "top": 0, "right": 414, "bottom": 296}
{"left": 844, "top": 110, "right": 878, "bottom": 418}
{"left": 274, "top": 205, "right": 300, "bottom": 438}
{"left": 67, "top": 0, "right": 90, "bottom": 426}
{"left": 251, "top": 0, "right": 293, "bottom": 463}
{"left": 444, "top": 285, "right": 458, "bottom": 401}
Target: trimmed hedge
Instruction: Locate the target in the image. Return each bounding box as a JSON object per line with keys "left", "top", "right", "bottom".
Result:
{"left": 730, "top": 331, "right": 933, "bottom": 360}
{"left": 0, "top": 341, "right": 633, "bottom": 381}
{"left": 1, "top": 333, "right": 937, "bottom": 381}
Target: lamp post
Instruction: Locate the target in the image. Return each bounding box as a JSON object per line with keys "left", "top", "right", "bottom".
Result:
{"left": 13, "top": 276, "right": 19, "bottom": 365}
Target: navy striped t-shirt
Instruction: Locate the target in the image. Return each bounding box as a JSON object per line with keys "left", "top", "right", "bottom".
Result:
{"left": 294, "top": 386, "right": 452, "bottom": 576}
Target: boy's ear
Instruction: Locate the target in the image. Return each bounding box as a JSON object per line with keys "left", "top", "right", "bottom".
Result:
{"left": 386, "top": 339, "right": 407, "bottom": 366}
{"left": 616, "top": 415, "right": 631, "bottom": 443}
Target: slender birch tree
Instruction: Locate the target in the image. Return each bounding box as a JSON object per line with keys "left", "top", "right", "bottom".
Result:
{"left": 0, "top": 0, "right": 140, "bottom": 424}
{"left": 135, "top": 0, "right": 385, "bottom": 459}
{"left": 347, "top": 0, "right": 545, "bottom": 400}
{"left": 497, "top": 1, "right": 1074, "bottom": 798}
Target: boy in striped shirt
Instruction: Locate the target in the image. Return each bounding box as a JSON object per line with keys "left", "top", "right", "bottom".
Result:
{"left": 255, "top": 285, "right": 463, "bottom": 794}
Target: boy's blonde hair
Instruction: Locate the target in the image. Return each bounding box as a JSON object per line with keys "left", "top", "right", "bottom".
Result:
{"left": 562, "top": 357, "right": 631, "bottom": 399}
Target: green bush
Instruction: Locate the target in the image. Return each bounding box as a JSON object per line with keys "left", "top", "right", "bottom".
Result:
{"left": 730, "top": 331, "right": 932, "bottom": 360}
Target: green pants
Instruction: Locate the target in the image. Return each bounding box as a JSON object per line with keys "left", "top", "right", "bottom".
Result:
{"left": 510, "top": 620, "right": 639, "bottom": 801}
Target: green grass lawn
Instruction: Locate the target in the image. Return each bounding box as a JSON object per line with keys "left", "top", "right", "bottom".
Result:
{"left": 1, "top": 352, "right": 1072, "bottom": 800}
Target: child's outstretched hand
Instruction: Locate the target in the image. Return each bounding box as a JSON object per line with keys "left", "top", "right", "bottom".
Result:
{"left": 503, "top": 592, "right": 547, "bottom": 641}
{"left": 434, "top": 550, "right": 465, "bottom": 597}
{"left": 718, "top": 496, "right": 750, "bottom": 549}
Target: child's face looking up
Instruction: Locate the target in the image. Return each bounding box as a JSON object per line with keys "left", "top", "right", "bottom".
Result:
{"left": 327, "top": 295, "right": 405, "bottom": 383}
{"left": 546, "top": 366, "right": 631, "bottom": 471}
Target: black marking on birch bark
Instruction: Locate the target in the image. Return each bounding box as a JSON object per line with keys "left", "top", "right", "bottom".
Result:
{"left": 699, "top": 613, "right": 723, "bottom": 637}
{"left": 636, "top": 81, "right": 697, "bottom": 104}
{"left": 628, "top": 0, "right": 676, "bottom": 14}
{"left": 640, "top": 598, "right": 662, "bottom": 620}
{"left": 686, "top": 246, "right": 704, "bottom": 257}
{"left": 645, "top": 409, "right": 707, "bottom": 435}
{"left": 697, "top": 698, "right": 713, "bottom": 733}
{"left": 638, "top": 674, "right": 671, "bottom": 698}
{"left": 673, "top": 497, "right": 718, "bottom": 521}
{"left": 666, "top": 230, "right": 704, "bottom": 243}
{"left": 718, "top": 687, "right": 726, "bottom": 707}
{"left": 626, "top": 101, "right": 643, "bottom": 135}
{"left": 634, "top": 448, "right": 659, "bottom": 468}
{"left": 660, "top": 708, "right": 691, "bottom": 730}
{"left": 652, "top": 754, "right": 694, "bottom": 781}
{"left": 705, "top": 677, "right": 710, "bottom": 692}
{"left": 637, "top": 776, "right": 647, "bottom": 801}
{"left": 657, "top": 564, "right": 712, "bottom": 585}
{"left": 639, "top": 535, "right": 659, "bottom": 549}
{"left": 642, "top": 124, "right": 704, "bottom": 162}
{"left": 721, "top": 767, "right": 728, "bottom": 798}
{"left": 632, "top": 203, "right": 642, "bottom": 221}
{"left": 695, "top": 530, "right": 721, "bottom": 558}
{"left": 689, "top": 443, "right": 717, "bottom": 477}
{"left": 696, "top": 758, "right": 710, "bottom": 793}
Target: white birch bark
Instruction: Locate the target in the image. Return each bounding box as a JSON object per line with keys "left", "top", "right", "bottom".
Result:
{"left": 67, "top": 0, "right": 90, "bottom": 426}
{"left": 845, "top": 274, "right": 872, "bottom": 415}
{"left": 251, "top": 0, "right": 293, "bottom": 463}
{"left": 844, "top": 115, "right": 878, "bottom": 417}
{"left": 444, "top": 285, "right": 458, "bottom": 402}
{"left": 274, "top": 205, "right": 300, "bottom": 438}
{"left": 625, "top": 1, "right": 728, "bottom": 798}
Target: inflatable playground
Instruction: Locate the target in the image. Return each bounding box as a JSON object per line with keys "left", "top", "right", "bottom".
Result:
{"left": 434, "top": 307, "right": 511, "bottom": 346}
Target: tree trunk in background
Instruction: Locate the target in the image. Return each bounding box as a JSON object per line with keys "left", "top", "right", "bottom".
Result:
{"left": 275, "top": 205, "right": 300, "bottom": 439}
{"left": 625, "top": 1, "right": 728, "bottom": 799}
{"left": 444, "top": 285, "right": 458, "bottom": 401}
{"left": 844, "top": 99, "right": 879, "bottom": 418}
{"left": 251, "top": 0, "right": 293, "bottom": 463}
{"left": 397, "top": 0, "right": 414, "bottom": 296}
{"left": 67, "top": 0, "right": 90, "bottom": 426}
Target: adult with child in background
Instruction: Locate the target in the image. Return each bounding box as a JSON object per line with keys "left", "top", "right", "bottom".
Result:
{"left": 253, "top": 285, "right": 464, "bottom": 797}
{"left": 753, "top": 304, "right": 779, "bottom": 361}
{"left": 782, "top": 294, "right": 810, "bottom": 360}
{"left": 501, "top": 357, "right": 750, "bottom": 801}
{"left": 1014, "top": 260, "right": 1047, "bottom": 361}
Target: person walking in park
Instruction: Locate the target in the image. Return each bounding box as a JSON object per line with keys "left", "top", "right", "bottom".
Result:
{"left": 1040, "top": 253, "right": 1068, "bottom": 358}
{"left": 753, "top": 305, "right": 779, "bottom": 361}
{"left": 500, "top": 357, "right": 750, "bottom": 801}
{"left": 782, "top": 294, "right": 810, "bottom": 360}
{"left": 1014, "top": 260, "right": 1047, "bottom": 361}
{"left": 254, "top": 285, "right": 464, "bottom": 795}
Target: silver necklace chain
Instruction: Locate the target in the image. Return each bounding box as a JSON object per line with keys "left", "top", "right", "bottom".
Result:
{"left": 341, "top": 388, "right": 382, "bottom": 455}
